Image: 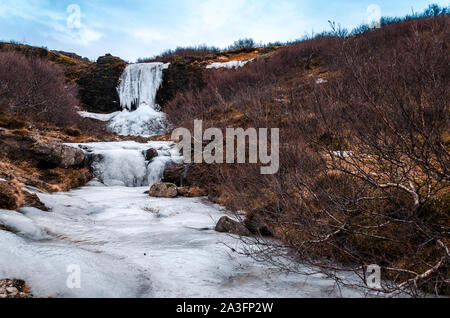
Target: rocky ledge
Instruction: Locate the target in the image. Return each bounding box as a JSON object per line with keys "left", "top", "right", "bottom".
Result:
{"left": 0, "top": 279, "right": 33, "bottom": 298}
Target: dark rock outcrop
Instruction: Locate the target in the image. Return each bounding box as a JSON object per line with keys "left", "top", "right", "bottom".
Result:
{"left": 31, "top": 143, "right": 85, "bottom": 169}
{"left": 149, "top": 182, "right": 178, "bottom": 198}
{"left": 155, "top": 58, "right": 205, "bottom": 107}
{"left": 162, "top": 163, "right": 188, "bottom": 187}
{"left": 215, "top": 216, "right": 251, "bottom": 236}
{"left": 23, "top": 192, "right": 48, "bottom": 211}
{"left": 76, "top": 54, "right": 126, "bottom": 113}
{"left": 0, "top": 181, "right": 22, "bottom": 210}
{"left": 244, "top": 213, "right": 273, "bottom": 236}
{"left": 0, "top": 125, "right": 93, "bottom": 194}
{"left": 145, "top": 148, "right": 158, "bottom": 162}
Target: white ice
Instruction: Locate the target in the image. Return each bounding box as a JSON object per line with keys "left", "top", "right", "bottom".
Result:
{"left": 78, "top": 111, "right": 121, "bottom": 122}
{"left": 0, "top": 140, "right": 370, "bottom": 298}
{"left": 117, "top": 63, "right": 169, "bottom": 111}
{"left": 67, "top": 141, "right": 183, "bottom": 187}
{"left": 108, "top": 104, "right": 167, "bottom": 137}
{"left": 206, "top": 59, "right": 254, "bottom": 69}
{"left": 78, "top": 62, "right": 170, "bottom": 136}
{"left": 0, "top": 187, "right": 367, "bottom": 298}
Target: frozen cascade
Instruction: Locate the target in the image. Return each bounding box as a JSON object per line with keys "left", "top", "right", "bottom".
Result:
{"left": 72, "top": 141, "right": 182, "bottom": 187}
{"left": 117, "top": 63, "right": 169, "bottom": 111}
{"left": 80, "top": 62, "right": 170, "bottom": 136}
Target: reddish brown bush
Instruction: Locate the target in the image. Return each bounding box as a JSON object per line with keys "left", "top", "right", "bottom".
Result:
{"left": 0, "top": 51, "right": 107, "bottom": 134}
{"left": 138, "top": 45, "right": 220, "bottom": 63}
{"left": 166, "top": 15, "right": 450, "bottom": 296}
{"left": 0, "top": 52, "right": 77, "bottom": 126}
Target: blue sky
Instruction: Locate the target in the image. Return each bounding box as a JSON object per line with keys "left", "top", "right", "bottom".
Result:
{"left": 0, "top": 0, "right": 448, "bottom": 61}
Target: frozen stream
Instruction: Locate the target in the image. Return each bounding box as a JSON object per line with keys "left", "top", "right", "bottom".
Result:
{"left": 0, "top": 63, "right": 369, "bottom": 298}
{"left": 0, "top": 141, "right": 366, "bottom": 298}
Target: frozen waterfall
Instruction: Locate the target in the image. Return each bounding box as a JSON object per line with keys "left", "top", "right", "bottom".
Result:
{"left": 70, "top": 141, "right": 183, "bottom": 187}
{"left": 117, "top": 63, "right": 169, "bottom": 111}
{"left": 111, "top": 62, "right": 170, "bottom": 136}
{"left": 80, "top": 62, "right": 170, "bottom": 137}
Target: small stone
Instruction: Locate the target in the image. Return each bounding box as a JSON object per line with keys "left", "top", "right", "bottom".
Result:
{"left": 215, "top": 216, "right": 251, "bottom": 236}
{"left": 6, "top": 287, "right": 18, "bottom": 295}
{"left": 149, "top": 182, "right": 178, "bottom": 198}
{"left": 145, "top": 148, "right": 158, "bottom": 161}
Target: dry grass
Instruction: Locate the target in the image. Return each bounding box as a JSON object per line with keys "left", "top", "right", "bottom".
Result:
{"left": 166, "top": 15, "right": 450, "bottom": 296}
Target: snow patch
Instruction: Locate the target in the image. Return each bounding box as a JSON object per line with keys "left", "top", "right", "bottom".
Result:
{"left": 0, "top": 187, "right": 369, "bottom": 298}
{"left": 206, "top": 59, "right": 254, "bottom": 69}
{"left": 78, "top": 111, "right": 121, "bottom": 122}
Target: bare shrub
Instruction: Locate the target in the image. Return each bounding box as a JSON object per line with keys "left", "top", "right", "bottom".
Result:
{"left": 138, "top": 45, "right": 220, "bottom": 63}
{"left": 244, "top": 16, "right": 449, "bottom": 296}
{"left": 166, "top": 15, "right": 449, "bottom": 296}
{"left": 0, "top": 51, "right": 106, "bottom": 134}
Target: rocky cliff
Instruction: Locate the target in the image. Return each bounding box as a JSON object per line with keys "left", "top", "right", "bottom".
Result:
{"left": 0, "top": 43, "right": 126, "bottom": 114}
{"left": 76, "top": 54, "right": 127, "bottom": 113}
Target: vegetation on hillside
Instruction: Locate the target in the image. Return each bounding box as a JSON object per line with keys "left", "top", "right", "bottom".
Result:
{"left": 0, "top": 51, "right": 109, "bottom": 136}
{"left": 164, "top": 7, "right": 449, "bottom": 296}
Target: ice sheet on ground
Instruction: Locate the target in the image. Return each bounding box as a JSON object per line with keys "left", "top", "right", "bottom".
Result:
{"left": 0, "top": 187, "right": 368, "bottom": 298}
{"left": 78, "top": 111, "right": 121, "bottom": 122}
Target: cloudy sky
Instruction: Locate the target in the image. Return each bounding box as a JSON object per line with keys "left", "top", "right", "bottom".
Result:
{"left": 0, "top": 0, "right": 448, "bottom": 61}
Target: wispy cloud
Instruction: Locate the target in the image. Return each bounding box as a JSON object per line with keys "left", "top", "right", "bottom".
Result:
{"left": 130, "top": 28, "right": 166, "bottom": 41}
{"left": 0, "top": 0, "right": 102, "bottom": 46}
{"left": 1, "top": 0, "right": 448, "bottom": 61}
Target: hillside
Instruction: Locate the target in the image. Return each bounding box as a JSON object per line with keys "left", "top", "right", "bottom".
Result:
{"left": 161, "top": 15, "right": 450, "bottom": 296}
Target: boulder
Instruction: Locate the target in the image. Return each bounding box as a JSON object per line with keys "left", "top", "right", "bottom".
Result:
{"left": 149, "top": 182, "right": 178, "bottom": 198}
{"left": 215, "top": 216, "right": 251, "bottom": 236}
{"left": 0, "top": 181, "right": 22, "bottom": 210}
{"left": 32, "top": 143, "right": 85, "bottom": 169}
{"left": 145, "top": 148, "right": 158, "bottom": 161}
{"left": 162, "top": 163, "right": 188, "bottom": 187}
{"left": 23, "top": 192, "right": 48, "bottom": 211}
{"left": 244, "top": 213, "right": 273, "bottom": 236}
{"left": 77, "top": 54, "right": 126, "bottom": 113}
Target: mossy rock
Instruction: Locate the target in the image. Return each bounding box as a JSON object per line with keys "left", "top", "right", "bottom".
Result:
{"left": 149, "top": 182, "right": 178, "bottom": 198}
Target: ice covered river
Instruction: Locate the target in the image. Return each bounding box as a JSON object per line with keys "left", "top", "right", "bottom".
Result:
{"left": 0, "top": 141, "right": 366, "bottom": 298}
{"left": 0, "top": 63, "right": 368, "bottom": 298}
